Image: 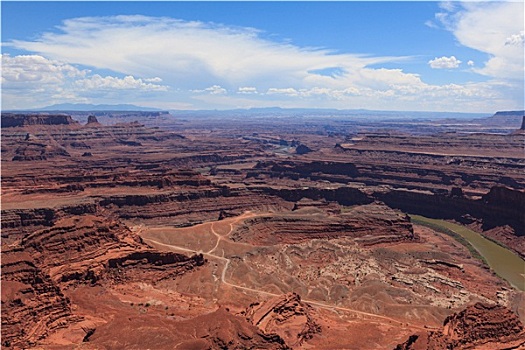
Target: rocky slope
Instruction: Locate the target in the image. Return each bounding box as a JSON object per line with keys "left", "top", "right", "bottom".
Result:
{"left": 1, "top": 215, "right": 207, "bottom": 348}
{"left": 1, "top": 249, "right": 77, "bottom": 348}
{"left": 85, "top": 306, "right": 290, "bottom": 350}
{"left": 243, "top": 293, "right": 321, "bottom": 347}
{"left": 376, "top": 185, "right": 525, "bottom": 257}
{"left": 396, "top": 302, "right": 525, "bottom": 349}
{"left": 231, "top": 203, "right": 416, "bottom": 246}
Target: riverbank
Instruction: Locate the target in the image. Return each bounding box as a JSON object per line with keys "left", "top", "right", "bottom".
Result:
{"left": 410, "top": 215, "right": 525, "bottom": 292}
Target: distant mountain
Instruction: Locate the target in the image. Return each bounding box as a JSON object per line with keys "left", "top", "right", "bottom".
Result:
{"left": 168, "top": 107, "right": 489, "bottom": 120}
{"left": 3, "top": 104, "right": 493, "bottom": 120}
{"left": 479, "top": 110, "right": 525, "bottom": 128}
{"left": 28, "top": 103, "right": 162, "bottom": 112}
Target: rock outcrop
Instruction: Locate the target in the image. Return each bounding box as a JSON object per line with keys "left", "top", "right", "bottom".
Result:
{"left": 2, "top": 110, "right": 523, "bottom": 349}
{"left": 12, "top": 140, "right": 70, "bottom": 161}
{"left": 395, "top": 302, "right": 525, "bottom": 350}
{"left": 175, "top": 308, "right": 290, "bottom": 350}
{"left": 1, "top": 113, "right": 78, "bottom": 128}
{"left": 260, "top": 184, "right": 373, "bottom": 206}
{"left": 376, "top": 185, "right": 525, "bottom": 256}
{"left": 87, "top": 307, "right": 290, "bottom": 350}
{"left": 103, "top": 251, "right": 205, "bottom": 284}
{"left": 1, "top": 215, "right": 207, "bottom": 347}
{"left": 243, "top": 293, "right": 321, "bottom": 347}
{"left": 85, "top": 115, "right": 102, "bottom": 127}
{"left": 19, "top": 215, "right": 205, "bottom": 285}
{"left": 1, "top": 249, "right": 77, "bottom": 348}
{"left": 1, "top": 203, "right": 99, "bottom": 243}
{"left": 254, "top": 160, "right": 360, "bottom": 180}
{"left": 231, "top": 203, "right": 416, "bottom": 246}
{"left": 481, "top": 186, "right": 525, "bottom": 232}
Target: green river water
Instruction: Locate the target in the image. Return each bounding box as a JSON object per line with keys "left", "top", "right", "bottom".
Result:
{"left": 410, "top": 215, "right": 525, "bottom": 291}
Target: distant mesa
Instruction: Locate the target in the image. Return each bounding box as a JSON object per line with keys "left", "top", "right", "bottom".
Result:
{"left": 1, "top": 113, "right": 78, "bottom": 128}
{"left": 493, "top": 110, "right": 525, "bottom": 117}
{"left": 86, "top": 115, "right": 102, "bottom": 126}
{"left": 480, "top": 110, "right": 525, "bottom": 129}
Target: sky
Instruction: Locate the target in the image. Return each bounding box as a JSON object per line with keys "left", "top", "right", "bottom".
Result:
{"left": 1, "top": 1, "right": 524, "bottom": 112}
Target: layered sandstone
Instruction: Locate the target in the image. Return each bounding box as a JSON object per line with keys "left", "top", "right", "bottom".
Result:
{"left": 376, "top": 185, "right": 525, "bottom": 256}
{"left": 244, "top": 293, "right": 321, "bottom": 347}
{"left": 1, "top": 249, "right": 77, "bottom": 348}
{"left": 231, "top": 203, "right": 416, "bottom": 246}
{"left": 86, "top": 307, "right": 290, "bottom": 350}
{"left": 396, "top": 303, "right": 525, "bottom": 349}
{"left": 1, "top": 214, "right": 207, "bottom": 347}
{"left": 1, "top": 113, "right": 78, "bottom": 128}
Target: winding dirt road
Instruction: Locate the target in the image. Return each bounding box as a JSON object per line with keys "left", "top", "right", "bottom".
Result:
{"left": 141, "top": 213, "right": 436, "bottom": 331}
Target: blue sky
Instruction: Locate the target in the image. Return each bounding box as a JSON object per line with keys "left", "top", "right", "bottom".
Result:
{"left": 2, "top": 1, "right": 524, "bottom": 112}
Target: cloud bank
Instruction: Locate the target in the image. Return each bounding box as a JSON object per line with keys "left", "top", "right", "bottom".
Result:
{"left": 2, "top": 10, "right": 523, "bottom": 112}
{"left": 1, "top": 53, "right": 168, "bottom": 108}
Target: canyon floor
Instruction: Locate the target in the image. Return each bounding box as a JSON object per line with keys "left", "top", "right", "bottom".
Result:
{"left": 1, "top": 111, "right": 524, "bottom": 349}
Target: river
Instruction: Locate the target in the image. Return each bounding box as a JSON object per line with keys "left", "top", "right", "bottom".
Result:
{"left": 410, "top": 215, "right": 525, "bottom": 291}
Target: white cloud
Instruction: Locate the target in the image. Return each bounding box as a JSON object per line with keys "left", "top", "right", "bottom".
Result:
{"left": 1, "top": 53, "right": 167, "bottom": 109}
{"left": 205, "top": 85, "right": 227, "bottom": 95}
{"left": 75, "top": 74, "right": 168, "bottom": 91}
{"left": 505, "top": 31, "right": 524, "bottom": 46}
{"left": 467, "top": 60, "right": 474, "bottom": 67}
{"left": 1, "top": 54, "right": 87, "bottom": 85}
{"left": 428, "top": 56, "right": 462, "bottom": 69}
{"left": 438, "top": 1, "right": 456, "bottom": 12}
{"left": 192, "top": 85, "right": 227, "bottom": 95}
{"left": 266, "top": 87, "right": 299, "bottom": 97}
{"left": 264, "top": 86, "right": 360, "bottom": 100}
{"left": 237, "top": 86, "right": 258, "bottom": 94}
{"left": 144, "top": 77, "right": 163, "bottom": 83}
{"left": 424, "top": 20, "right": 439, "bottom": 29}
{"left": 436, "top": 2, "right": 524, "bottom": 80}
{"left": 5, "top": 15, "right": 398, "bottom": 91}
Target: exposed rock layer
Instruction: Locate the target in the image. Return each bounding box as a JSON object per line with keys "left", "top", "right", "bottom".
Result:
{"left": 1, "top": 249, "right": 76, "bottom": 348}
{"left": 396, "top": 303, "right": 525, "bottom": 350}
{"left": 231, "top": 203, "right": 416, "bottom": 245}
{"left": 1, "top": 215, "right": 206, "bottom": 348}
{"left": 2, "top": 114, "right": 78, "bottom": 127}
{"left": 244, "top": 293, "right": 321, "bottom": 347}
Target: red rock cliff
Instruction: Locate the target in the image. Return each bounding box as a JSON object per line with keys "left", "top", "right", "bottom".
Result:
{"left": 2, "top": 113, "right": 78, "bottom": 127}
